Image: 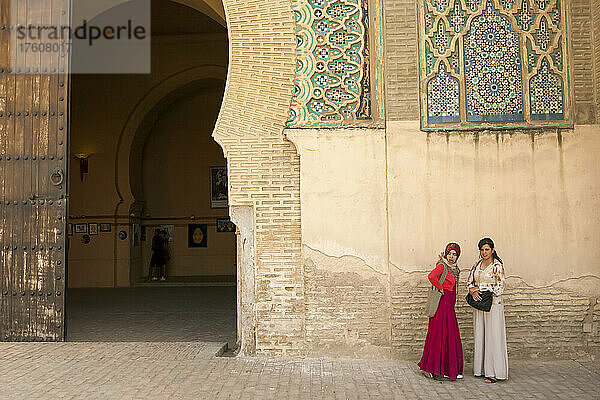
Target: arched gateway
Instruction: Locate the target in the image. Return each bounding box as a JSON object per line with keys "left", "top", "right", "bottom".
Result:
{"left": 0, "top": 0, "right": 301, "bottom": 354}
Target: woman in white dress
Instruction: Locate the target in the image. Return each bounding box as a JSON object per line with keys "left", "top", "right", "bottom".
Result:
{"left": 467, "top": 237, "right": 508, "bottom": 383}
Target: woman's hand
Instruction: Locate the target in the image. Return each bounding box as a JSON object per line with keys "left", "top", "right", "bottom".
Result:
{"left": 439, "top": 252, "right": 445, "bottom": 260}
{"left": 469, "top": 286, "right": 482, "bottom": 301}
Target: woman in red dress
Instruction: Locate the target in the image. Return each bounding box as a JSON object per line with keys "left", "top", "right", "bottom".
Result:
{"left": 418, "top": 242, "right": 464, "bottom": 381}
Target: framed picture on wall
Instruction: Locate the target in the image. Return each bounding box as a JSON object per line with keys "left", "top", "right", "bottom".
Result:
{"left": 160, "top": 224, "right": 175, "bottom": 242}
{"left": 188, "top": 224, "right": 207, "bottom": 247}
{"left": 68, "top": 223, "right": 73, "bottom": 236}
{"left": 88, "top": 223, "right": 98, "bottom": 235}
{"left": 210, "top": 166, "right": 228, "bottom": 208}
{"left": 216, "top": 218, "right": 236, "bottom": 232}
{"left": 74, "top": 223, "right": 87, "bottom": 234}
{"left": 99, "top": 223, "right": 111, "bottom": 232}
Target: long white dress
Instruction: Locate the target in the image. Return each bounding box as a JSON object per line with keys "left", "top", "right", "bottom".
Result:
{"left": 467, "top": 258, "right": 509, "bottom": 380}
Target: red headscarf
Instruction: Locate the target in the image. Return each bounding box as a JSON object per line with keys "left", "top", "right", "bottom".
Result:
{"left": 445, "top": 242, "right": 461, "bottom": 259}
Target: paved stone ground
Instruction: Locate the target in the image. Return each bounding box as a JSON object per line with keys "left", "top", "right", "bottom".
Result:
{"left": 67, "top": 287, "right": 237, "bottom": 344}
{"left": 0, "top": 287, "right": 596, "bottom": 399}
{"left": 0, "top": 342, "right": 597, "bottom": 399}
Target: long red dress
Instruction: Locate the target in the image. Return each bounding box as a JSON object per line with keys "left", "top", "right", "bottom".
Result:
{"left": 418, "top": 263, "right": 464, "bottom": 379}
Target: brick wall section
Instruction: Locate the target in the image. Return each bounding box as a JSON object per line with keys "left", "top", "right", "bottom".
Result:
{"left": 303, "top": 258, "right": 390, "bottom": 357}
{"left": 571, "top": 0, "right": 597, "bottom": 124}
{"left": 391, "top": 270, "right": 598, "bottom": 360}
{"left": 213, "top": 0, "right": 304, "bottom": 355}
{"left": 593, "top": 0, "right": 600, "bottom": 120}
{"left": 383, "top": 0, "right": 420, "bottom": 121}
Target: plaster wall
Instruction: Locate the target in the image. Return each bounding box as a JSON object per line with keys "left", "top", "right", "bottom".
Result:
{"left": 288, "top": 123, "right": 600, "bottom": 359}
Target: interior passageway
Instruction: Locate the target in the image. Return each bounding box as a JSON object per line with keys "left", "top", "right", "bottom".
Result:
{"left": 67, "top": 287, "right": 236, "bottom": 343}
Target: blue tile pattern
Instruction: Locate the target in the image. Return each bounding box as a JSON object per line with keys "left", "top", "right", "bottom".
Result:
{"left": 427, "top": 62, "right": 461, "bottom": 123}
{"left": 464, "top": 0, "right": 524, "bottom": 122}
{"left": 418, "top": 0, "right": 570, "bottom": 129}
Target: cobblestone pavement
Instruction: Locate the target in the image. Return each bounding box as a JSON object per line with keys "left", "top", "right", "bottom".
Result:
{"left": 0, "top": 342, "right": 597, "bottom": 399}
{"left": 67, "top": 287, "right": 237, "bottom": 344}
{"left": 2, "top": 287, "right": 596, "bottom": 399}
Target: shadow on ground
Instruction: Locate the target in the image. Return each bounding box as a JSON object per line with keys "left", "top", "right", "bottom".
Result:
{"left": 66, "top": 287, "right": 237, "bottom": 344}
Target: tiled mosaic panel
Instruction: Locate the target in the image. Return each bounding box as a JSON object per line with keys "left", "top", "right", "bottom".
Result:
{"left": 418, "top": 0, "right": 570, "bottom": 129}
{"left": 288, "top": 0, "right": 373, "bottom": 126}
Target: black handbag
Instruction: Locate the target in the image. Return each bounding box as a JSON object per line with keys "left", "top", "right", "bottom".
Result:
{"left": 465, "top": 265, "right": 493, "bottom": 312}
{"left": 465, "top": 290, "right": 493, "bottom": 312}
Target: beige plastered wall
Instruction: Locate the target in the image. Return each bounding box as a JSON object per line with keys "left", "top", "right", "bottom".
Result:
{"left": 287, "top": 124, "right": 600, "bottom": 360}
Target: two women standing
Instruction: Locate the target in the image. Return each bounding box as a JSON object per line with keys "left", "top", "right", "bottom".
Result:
{"left": 419, "top": 238, "right": 509, "bottom": 383}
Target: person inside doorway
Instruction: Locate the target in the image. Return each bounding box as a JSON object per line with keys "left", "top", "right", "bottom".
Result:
{"left": 159, "top": 229, "right": 171, "bottom": 281}
{"left": 149, "top": 229, "right": 163, "bottom": 281}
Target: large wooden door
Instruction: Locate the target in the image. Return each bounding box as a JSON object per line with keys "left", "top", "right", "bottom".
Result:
{"left": 0, "top": 0, "right": 69, "bottom": 341}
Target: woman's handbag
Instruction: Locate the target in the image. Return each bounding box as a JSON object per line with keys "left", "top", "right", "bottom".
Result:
{"left": 465, "top": 269, "right": 493, "bottom": 311}
{"left": 424, "top": 264, "right": 448, "bottom": 318}
{"left": 465, "top": 290, "right": 493, "bottom": 311}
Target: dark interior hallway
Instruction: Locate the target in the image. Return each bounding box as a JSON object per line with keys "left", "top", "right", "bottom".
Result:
{"left": 66, "top": 287, "right": 236, "bottom": 344}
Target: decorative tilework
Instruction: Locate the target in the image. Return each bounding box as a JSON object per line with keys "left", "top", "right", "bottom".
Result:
{"left": 534, "top": 0, "right": 549, "bottom": 11}
{"left": 551, "top": 37, "right": 563, "bottom": 71}
{"left": 499, "top": 0, "right": 516, "bottom": 11}
{"left": 289, "top": 0, "right": 378, "bottom": 126}
{"left": 433, "top": 19, "right": 451, "bottom": 54}
{"left": 515, "top": 0, "right": 534, "bottom": 31}
{"left": 418, "top": 0, "right": 571, "bottom": 130}
{"left": 526, "top": 37, "right": 540, "bottom": 73}
{"left": 534, "top": 15, "right": 554, "bottom": 51}
{"left": 530, "top": 58, "right": 564, "bottom": 120}
{"left": 432, "top": 0, "right": 449, "bottom": 12}
{"left": 466, "top": 0, "right": 482, "bottom": 12}
{"left": 449, "top": 0, "right": 466, "bottom": 33}
{"left": 427, "top": 62, "right": 460, "bottom": 123}
{"left": 464, "top": 0, "right": 524, "bottom": 122}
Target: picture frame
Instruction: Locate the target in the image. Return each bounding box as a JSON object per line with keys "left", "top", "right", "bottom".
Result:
{"left": 160, "top": 224, "right": 175, "bottom": 242}
{"left": 99, "top": 223, "right": 111, "bottom": 232}
{"left": 216, "top": 217, "right": 236, "bottom": 233}
{"left": 68, "top": 223, "right": 73, "bottom": 236}
{"left": 188, "top": 224, "right": 207, "bottom": 247}
{"left": 88, "top": 223, "right": 98, "bottom": 235}
{"left": 210, "top": 166, "right": 228, "bottom": 208}
{"left": 74, "top": 223, "right": 87, "bottom": 234}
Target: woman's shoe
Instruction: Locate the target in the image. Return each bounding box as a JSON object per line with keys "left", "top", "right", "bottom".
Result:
{"left": 484, "top": 377, "right": 498, "bottom": 384}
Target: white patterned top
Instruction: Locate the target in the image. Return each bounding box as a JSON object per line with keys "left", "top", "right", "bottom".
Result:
{"left": 467, "top": 258, "right": 505, "bottom": 296}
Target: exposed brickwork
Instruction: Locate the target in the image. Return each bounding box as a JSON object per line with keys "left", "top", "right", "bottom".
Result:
{"left": 383, "top": 0, "right": 420, "bottom": 121}
{"left": 303, "top": 255, "right": 390, "bottom": 358}
{"left": 592, "top": 0, "right": 600, "bottom": 120}
{"left": 391, "top": 270, "right": 598, "bottom": 360}
{"left": 213, "top": 0, "right": 303, "bottom": 355}
{"left": 571, "top": 0, "right": 597, "bottom": 124}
